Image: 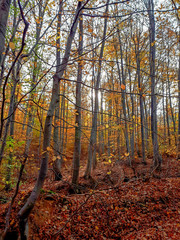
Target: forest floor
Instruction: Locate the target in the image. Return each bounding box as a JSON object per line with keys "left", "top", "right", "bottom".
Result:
{"left": 0, "top": 155, "right": 180, "bottom": 239}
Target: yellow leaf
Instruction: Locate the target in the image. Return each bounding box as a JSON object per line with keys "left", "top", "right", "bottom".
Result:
{"left": 9, "top": 147, "right": 13, "bottom": 153}
{"left": 107, "top": 171, "right": 111, "bottom": 175}
{"left": 47, "top": 147, "right": 51, "bottom": 152}
{"left": 108, "top": 159, "right": 111, "bottom": 164}
{"left": 151, "top": 41, "right": 156, "bottom": 46}
{"left": 9, "top": 42, "right": 15, "bottom": 50}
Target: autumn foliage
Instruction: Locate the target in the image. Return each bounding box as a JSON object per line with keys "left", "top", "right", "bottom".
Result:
{"left": 0, "top": 0, "right": 180, "bottom": 239}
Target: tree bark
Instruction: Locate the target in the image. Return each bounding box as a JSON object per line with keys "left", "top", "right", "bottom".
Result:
{"left": 72, "top": 11, "right": 83, "bottom": 185}
{"left": 53, "top": 0, "right": 63, "bottom": 181}
{"left": 145, "top": 0, "right": 162, "bottom": 168}
{"left": 0, "top": 0, "right": 11, "bottom": 65}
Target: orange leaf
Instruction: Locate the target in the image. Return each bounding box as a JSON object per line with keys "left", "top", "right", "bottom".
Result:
{"left": 121, "top": 84, "right": 126, "bottom": 90}
{"left": 9, "top": 42, "right": 15, "bottom": 50}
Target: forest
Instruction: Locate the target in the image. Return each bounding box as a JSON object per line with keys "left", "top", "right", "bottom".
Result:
{"left": 0, "top": 0, "right": 179, "bottom": 239}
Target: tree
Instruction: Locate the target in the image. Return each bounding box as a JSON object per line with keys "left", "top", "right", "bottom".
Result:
{"left": 72, "top": 11, "right": 83, "bottom": 186}
{"left": 0, "top": 0, "right": 12, "bottom": 65}
{"left": 17, "top": 1, "right": 89, "bottom": 239}
{"left": 170, "top": 0, "right": 180, "bottom": 159}
{"left": 84, "top": 0, "right": 109, "bottom": 179}
{"left": 53, "top": 0, "right": 63, "bottom": 181}
{"left": 144, "top": 0, "right": 162, "bottom": 168}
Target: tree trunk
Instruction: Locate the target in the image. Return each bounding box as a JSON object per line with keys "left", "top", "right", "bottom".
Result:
{"left": 145, "top": 0, "right": 162, "bottom": 168}
{"left": 117, "top": 29, "right": 130, "bottom": 164}
{"left": 135, "top": 35, "right": 146, "bottom": 164}
{"left": 177, "top": 35, "right": 180, "bottom": 158}
{"left": 53, "top": 0, "right": 63, "bottom": 181}
{"left": 0, "top": 0, "right": 11, "bottom": 65}
{"left": 18, "top": 2, "right": 84, "bottom": 238}
{"left": 84, "top": 0, "right": 109, "bottom": 178}
{"left": 100, "top": 90, "right": 105, "bottom": 154}
{"left": 72, "top": 12, "right": 83, "bottom": 186}
{"left": 167, "top": 50, "right": 177, "bottom": 145}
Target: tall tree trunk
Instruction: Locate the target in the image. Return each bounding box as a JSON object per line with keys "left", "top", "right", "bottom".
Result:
{"left": 167, "top": 50, "right": 177, "bottom": 145}
{"left": 117, "top": 29, "right": 130, "bottom": 164}
{"left": 72, "top": 12, "right": 83, "bottom": 185}
{"left": 169, "top": 0, "right": 179, "bottom": 158}
{"left": 53, "top": 0, "right": 63, "bottom": 181}
{"left": 162, "top": 81, "right": 166, "bottom": 142}
{"left": 107, "top": 70, "right": 113, "bottom": 157}
{"left": 135, "top": 35, "right": 146, "bottom": 164}
{"left": 143, "top": 97, "right": 150, "bottom": 155}
{"left": 84, "top": 0, "right": 109, "bottom": 178}
{"left": 171, "top": 1, "right": 180, "bottom": 158}
{"left": 177, "top": 33, "right": 180, "bottom": 158}
{"left": 100, "top": 89, "right": 105, "bottom": 154}
{"left": 145, "top": 0, "right": 162, "bottom": 168}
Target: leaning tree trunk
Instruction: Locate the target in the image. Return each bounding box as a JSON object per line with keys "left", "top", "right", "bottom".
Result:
{"left": 18, "top": 1, "right": 85, "bottom": 239}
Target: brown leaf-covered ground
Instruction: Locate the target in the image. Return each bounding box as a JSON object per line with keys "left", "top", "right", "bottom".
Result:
{"left": 0, "top": 157, "right": 180, "bottom": 239}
